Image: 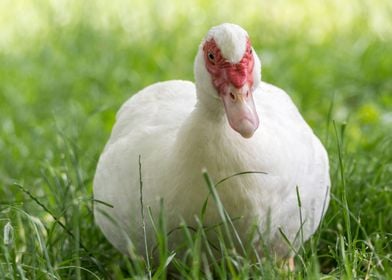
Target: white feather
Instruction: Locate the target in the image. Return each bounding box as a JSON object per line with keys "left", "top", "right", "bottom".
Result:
{"left": 205, "top": 23, "right": 248, "bottom": 63}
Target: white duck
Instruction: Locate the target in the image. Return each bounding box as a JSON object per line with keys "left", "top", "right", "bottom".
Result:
{"left": 93, "top": 23, "right": 330, "bottom": 262}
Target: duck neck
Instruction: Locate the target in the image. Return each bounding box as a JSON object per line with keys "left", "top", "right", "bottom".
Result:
{"left": 172, "top": 96, "right": 253, "bottom": 184}
{"left": 171, "top": 101, "right": 225, "bottom": 182}
{"left": 195, "top": 88, "right": 225, "bottom": 118}
{"left": 174, "top": 97, "right": 229, "bottom": 151}
{"left": 195, "top": 98, "right": 226, "bottom": 123}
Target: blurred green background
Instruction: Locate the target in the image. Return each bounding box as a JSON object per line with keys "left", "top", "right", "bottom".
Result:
{"left": 0, "top": 0, "right": 391, "bottom": 182}
{"left": 0, "top": 0, "right": 391, "bottom": 278}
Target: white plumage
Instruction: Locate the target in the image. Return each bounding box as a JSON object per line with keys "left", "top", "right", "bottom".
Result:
{"left": 93, "top": 23, "right": 330, "bottom": 259}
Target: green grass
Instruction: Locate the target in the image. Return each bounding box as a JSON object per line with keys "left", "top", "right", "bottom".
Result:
{"left": 1, "top": 0, "right": 392, "bottom": 278}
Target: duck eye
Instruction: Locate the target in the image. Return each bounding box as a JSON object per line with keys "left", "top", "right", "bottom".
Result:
{"left": 249, "top": 48, "right": 252, "bottom": 54}
{"left": 208, "top": 52, "right": 215, "bottom": 62}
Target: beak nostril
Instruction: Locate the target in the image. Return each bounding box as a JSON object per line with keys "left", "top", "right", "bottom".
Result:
{"left": 230, "top": 92, "right": 236, "bottom": 101}
{"left": 246, "top": 91, "right": 249, "bottom": 98}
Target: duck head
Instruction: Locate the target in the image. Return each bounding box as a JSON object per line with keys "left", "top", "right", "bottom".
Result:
{"left": 194, "top": 23, "right": 261, "bottom": 138}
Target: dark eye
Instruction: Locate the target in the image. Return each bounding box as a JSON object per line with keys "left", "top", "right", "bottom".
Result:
{"left": 208, "top": 52, "right": 215, "bottom": 62}
{"left": 249, "top": 48, "right": 253, "bottom": 54}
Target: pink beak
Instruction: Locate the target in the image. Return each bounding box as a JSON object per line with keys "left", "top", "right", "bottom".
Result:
{"left": 220, "top": 85, "right": 259, "bottom": 138}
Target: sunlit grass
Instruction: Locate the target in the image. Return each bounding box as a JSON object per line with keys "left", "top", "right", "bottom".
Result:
{"left": 1, "top": 0, "right": 391, "bottom": 278}
{"left": 2, "top": 0, "right": 392, "bottom": 53}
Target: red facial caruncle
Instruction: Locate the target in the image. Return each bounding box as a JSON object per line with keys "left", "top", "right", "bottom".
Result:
{"left": 203, "top": 38, "right": 254, "bottom": 96}
{"left": 202, "top": 38, "right": 259, "bottom": 139}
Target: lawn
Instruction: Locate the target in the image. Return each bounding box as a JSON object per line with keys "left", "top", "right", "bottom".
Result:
{"left": 0, "top": 0, "right": 391, "bottom": 279}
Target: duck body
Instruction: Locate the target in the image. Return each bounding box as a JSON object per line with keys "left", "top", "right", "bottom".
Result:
{"left": 94, "top": 23, "right": 330, "bottom": 258}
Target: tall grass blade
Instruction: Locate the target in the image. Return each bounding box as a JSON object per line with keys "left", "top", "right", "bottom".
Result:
{"left": 138, "top": 155, "right": 152, "bottom": 279}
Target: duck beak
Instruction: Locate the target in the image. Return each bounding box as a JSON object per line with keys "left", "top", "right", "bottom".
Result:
{"left": 220, "top": 85, "right": 259, "bottom": 138}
